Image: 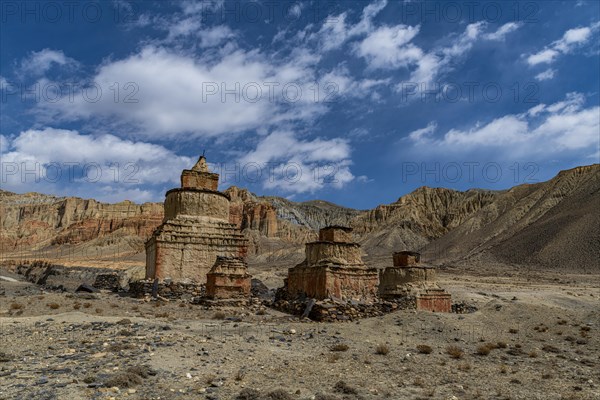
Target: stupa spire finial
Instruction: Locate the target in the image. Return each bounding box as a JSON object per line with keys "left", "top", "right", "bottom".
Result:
{"left": 192, "top": 151, "right": 209, "bottom": 172}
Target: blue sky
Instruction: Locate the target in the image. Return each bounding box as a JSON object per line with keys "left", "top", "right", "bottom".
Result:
{"left": 1, "top": 0, "right": 599, "bottom": 209}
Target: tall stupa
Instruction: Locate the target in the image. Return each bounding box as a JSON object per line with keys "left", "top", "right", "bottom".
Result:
{"left": 145, "top": 156, "right": 248, "bottom": 284}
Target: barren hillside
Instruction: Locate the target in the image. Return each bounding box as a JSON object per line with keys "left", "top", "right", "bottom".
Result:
{"left": 423, "top": 164, "right": 600, "bottom": 272}
{"left": 1, "top": 164, "right": 598, "bottom": 273}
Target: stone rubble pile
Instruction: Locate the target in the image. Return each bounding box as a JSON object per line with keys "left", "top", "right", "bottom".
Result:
{"left": 272, "top": 295, "right": 416, "bottom": 322}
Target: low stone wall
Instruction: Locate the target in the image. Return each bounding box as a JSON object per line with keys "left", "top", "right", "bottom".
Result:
{"left": 272, "top": 295, "right": 416, "bottom": 322}
{"left": 93, "top": 273, "right": 120, "bottom": 291}
{"left": 129, "top": 279, "right": 204, "bottom": 299}
{"left": 452, "top": 302, "right": 478, "bottom": 314}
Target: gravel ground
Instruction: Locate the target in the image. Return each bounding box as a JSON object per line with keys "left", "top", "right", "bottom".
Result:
{"left": 1, "top": 271, "right": 599, "bottom": 400}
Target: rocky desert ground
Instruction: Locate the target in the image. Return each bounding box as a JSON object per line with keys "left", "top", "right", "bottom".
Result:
{"left": 1, "top": 263, "right": 599, "bottom": 400}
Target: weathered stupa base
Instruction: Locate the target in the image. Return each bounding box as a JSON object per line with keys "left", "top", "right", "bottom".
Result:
{"left": 287, "top": 264, "right": 379, "bottom": 301}
{"left": 286, "top": 226, "right": 378, "bottom": 302}
{"left": 379, "top": 251, "right": 452, "bottom": 313}
{"left": 206, "top": 256, "right": 251, "bottom": 299}
{"left": 416, "top": 288, "right": 452, "bottom": 313}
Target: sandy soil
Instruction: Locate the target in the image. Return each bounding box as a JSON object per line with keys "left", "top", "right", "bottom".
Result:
{"left": 1, "top": 269, "right": 599, "bottom": 400}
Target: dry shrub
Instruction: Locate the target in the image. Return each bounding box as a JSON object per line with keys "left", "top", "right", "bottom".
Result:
{"left": 375, "top": 344, "right": 390, "bottom": 355}
{"left": 95, "top": 308, "right": 103, "bottom": 314}
{"left": 557, "top": 319, "right": 567, "bottom": 325}
{"left": 417, "top": 344, "right": 433, "bottom": 354}
{"left": 47, "top": 303, "right": 60, "bottom": 309}
{"left": 83, "top": 303, "right": 92, "bottom": 309}
{"left": 203, "top": 374, "right": 217, "bottom": 385}
{"left": 127, "top": 365, "right": 156, "bottom": 378}
{"left": 104, "top": 366, "right": 155, "bottom": 389}
{"left": 330, "top": 343, "right": 349, "bottom": 352}
{"left": 496, "top": 341, "right": 508, "bottom": 349}
{"left": 236, "top": 388, "right": 260, "bottom": 400}
{"left": 155, "top": 312, "right": 169, "bottom": 318}
{"left": 334, "top": 380, "right": 359, "bottom": 395}
{"left": 542, "top": 344, "right": 560, "bottom": 353}
{"left": 528, "top": 351, "right": 538, "bottom": 358}
{"left": 314, "top": 395, "right": 338, "bottom": 400}
{"left": 476, "top": 344, "right": 493, "bottom": 356}
{"left": 327, "top": 353, "right": 341, "bottom": 363}
{"left": 457, "top": 362, "right": 471, "bottom": 371}
{"left": 509, "top": 328, "right": 519, "bottom": 334}
{"left": 506, "top": 346, "right": 524, "bottom": 356}
{"left": 10, "top": 303, "right": 23, "bottom": 310}
{"left": 108, "top": 343, "right": 134, "bottom": 352}
{"left": 235, "top": 368, "right": 246, "bottom": 381}
{"left": 73, "top": 303, "right": 81, "bottom": 310}
{"left": 213, "top": 311, "right": 226, "bottom": 320}
{"left": 105, "top": 372, "right": 142, "bottom": 388}
{"left": 264, "top": 390, "right": 293, "bottom": 400}
{"left": 446, "top": 345, "right": 464, "bottom": 359}
{"left": 413, "top": 377, "right": 425, "bottom": 387}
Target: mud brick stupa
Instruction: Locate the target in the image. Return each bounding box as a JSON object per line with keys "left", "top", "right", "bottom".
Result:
{"left": 145, "top": 156, "right": 248, "bottom": 284}
{"left": 379, "top": 251, "right": 451, "bottom": 312}
{"left": 286, "top": 226, "right": 378, "bottom": 301}
{"left": 206, "top": 256, "right": 251, "bottom": 299}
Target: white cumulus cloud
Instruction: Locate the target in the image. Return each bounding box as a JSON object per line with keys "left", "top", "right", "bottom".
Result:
{"left": 36, "top": 46, "right": 330, "bottom": 139}
{"left": 408, "top": 93, "right": 599, "bottom": 160}
{"left": 526, "top": 22, "right": 600, "bottom": 66}
{"left": 20, "top": 49, "right": 77, "bottom": 76}
{"left": 238, "top": 130, "right": 355, "bottom": 193}
{"left": 0, "top": 128, "right": 194, "bottom": 201}
{"left": 535, "top": 69, "right": 556, "bottom": 81}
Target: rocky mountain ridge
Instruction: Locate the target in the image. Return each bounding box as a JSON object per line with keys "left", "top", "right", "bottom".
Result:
{"left": 1, "top": 164, "right": 598, "bottom": 271}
